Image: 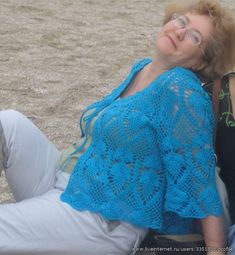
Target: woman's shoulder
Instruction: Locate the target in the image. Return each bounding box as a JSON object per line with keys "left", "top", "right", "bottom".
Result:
{"left": 151, "top": 67, "right": 212, "bottom": 118}
{"left": 168, "top": 66, "right": 201, "bottom": 83}
{"left": 163, "top": 67, "right": 208, "bottom": 98}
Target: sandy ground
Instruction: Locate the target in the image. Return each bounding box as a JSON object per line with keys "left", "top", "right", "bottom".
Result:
{"left": 0, "top": 0, "right": 234, "bottom": 204}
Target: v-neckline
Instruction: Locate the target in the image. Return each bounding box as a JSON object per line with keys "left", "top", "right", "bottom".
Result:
{"left": 117, "top": 58, "right": 169, "bottom": 101}
{"left": 120, "top": 62, "right": 154, "bottom": 99}
{"left": 119, "top": 58, "right": 152, "bottom": 100}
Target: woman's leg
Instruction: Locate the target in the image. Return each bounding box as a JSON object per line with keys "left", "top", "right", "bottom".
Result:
{"left": 0, "top": 110, "right": 147, "bottom": 254}
{"left": 0, "top": 109, "right": 61, "bottom": 201}
{"left": 0, "top": 186, "right": 147, "bottom": 255}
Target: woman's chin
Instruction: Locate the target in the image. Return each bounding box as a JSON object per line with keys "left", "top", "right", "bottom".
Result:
{"left": 156, "top": 39, "right": 176, "bottom": 57}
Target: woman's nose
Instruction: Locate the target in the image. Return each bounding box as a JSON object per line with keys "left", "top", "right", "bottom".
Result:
{"left": 175, "top": 27, "right": 187, "bottom": 40}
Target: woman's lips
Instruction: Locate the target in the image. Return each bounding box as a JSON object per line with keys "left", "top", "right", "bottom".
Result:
{"left": 166, "top": 34, "right": 176, "bottom": 49}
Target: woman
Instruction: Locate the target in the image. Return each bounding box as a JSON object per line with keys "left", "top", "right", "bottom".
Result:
{"left": 0, "top": 0, "right": 235, "bottom": 254}
{"left": 204, "top": 73, "right": 235, "bottom": 254}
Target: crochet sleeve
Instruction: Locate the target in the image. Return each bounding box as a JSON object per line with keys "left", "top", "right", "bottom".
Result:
{"left": 155, "top": 68, "right": 222, "bottom": 219}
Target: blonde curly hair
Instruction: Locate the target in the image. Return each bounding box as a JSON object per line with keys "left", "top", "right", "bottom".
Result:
{"left": 163, "top": 0, "right": 235, "bottom": 81}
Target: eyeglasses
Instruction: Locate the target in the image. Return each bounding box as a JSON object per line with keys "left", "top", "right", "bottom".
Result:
{"left": 171, "top": 13, "right": 207, "bottom": 59}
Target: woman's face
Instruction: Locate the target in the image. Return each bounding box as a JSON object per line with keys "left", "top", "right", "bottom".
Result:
{"left": 156, "top": 12, "right": 215, "bottom": 70}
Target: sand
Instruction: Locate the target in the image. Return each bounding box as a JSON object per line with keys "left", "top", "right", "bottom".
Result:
{"left": 0, "top": 0, "right": 235, "bottom": 203}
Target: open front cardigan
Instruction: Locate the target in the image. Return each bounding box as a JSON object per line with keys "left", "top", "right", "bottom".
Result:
{"left": 61, "top": 58, "right": 222, "bottom": 234}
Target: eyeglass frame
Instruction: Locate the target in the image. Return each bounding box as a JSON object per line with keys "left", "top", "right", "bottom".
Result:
{"left": 171, "top": 13, "right": 208, "bottom": 61}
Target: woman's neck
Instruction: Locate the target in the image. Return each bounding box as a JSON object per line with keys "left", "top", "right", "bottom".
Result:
{"left": 150, "top": 53, "right": 172, "bottom": 78}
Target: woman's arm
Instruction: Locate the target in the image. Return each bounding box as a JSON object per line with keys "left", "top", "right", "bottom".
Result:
{"left": 200, "top": 215, "right": 226, "bottom": 255}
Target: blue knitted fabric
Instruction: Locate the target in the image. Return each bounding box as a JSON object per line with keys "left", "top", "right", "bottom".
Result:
{"left": 61, "top": 58, "right": 222, "bottom": 234}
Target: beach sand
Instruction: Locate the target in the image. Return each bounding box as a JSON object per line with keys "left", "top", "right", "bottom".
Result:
{"left": 0, "top": 0, "right": 235, "bottom": 203}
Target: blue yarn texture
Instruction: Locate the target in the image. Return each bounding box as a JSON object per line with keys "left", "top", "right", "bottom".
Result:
{"left": 61, "top": 58, "right": 222, "bottom": 234}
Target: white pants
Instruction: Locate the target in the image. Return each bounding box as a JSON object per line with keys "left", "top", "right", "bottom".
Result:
{"left": 0, "top": 110, "right": 147, "bottom": 255}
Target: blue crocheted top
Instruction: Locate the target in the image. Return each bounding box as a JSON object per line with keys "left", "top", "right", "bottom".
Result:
{"left": 61, "top": 58, "right": 222, "bottom": 234}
